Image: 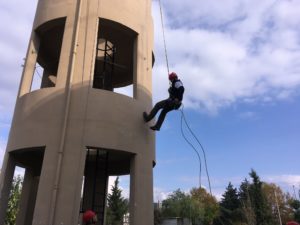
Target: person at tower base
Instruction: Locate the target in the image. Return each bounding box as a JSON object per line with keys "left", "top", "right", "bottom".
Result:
{"left": 143, "top": 72, "right": 184, "bottom": 131}
{"left": 83, "top": 210, "right": 97, "bottom": 225}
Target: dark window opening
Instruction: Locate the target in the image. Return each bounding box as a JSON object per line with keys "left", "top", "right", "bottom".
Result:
{"left": 80, "top": 148, "right": 109, "bottom": 225}
{"left": 93, "top": 19, "right": 137, "bottom": 98}
{"left": 79, "top": 147, "right": 132, "bottom": 225}
{"left": 6, "top": 147, "right": 45, "bottom": 224}
{"left": 30, "top": 18, "right": 66, "bottom": 92}
{"left": 93, "top": 39, "right": 116, "bottom": 90}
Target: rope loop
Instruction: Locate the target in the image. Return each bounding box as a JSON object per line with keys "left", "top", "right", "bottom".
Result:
{"left": 180, "top": 104, "right": 212, "bottom": 196}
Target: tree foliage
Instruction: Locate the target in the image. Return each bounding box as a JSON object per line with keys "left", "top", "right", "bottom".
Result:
{"left": 157, "top": 169, "right": 297, "bottom": 225}
{"left": 217, "top": 182, "right": 244, "bottom": 225}
{"left": 161, "top": 188, "right": 218, "bottom": 225}
{"left": 161, "top": 189, "right": 192, "bottom": 218}
{"left": 190, "top": 187, "right": 219, "bottom": 225}
{"left": 262, "top": 182, "right": 294, "bottom": 225}
{"left": 248, "top": 169, "right": 273, "bottom": 225}
{"left": 106, "top": 177, "right": 128, "bottom": 225}
{"left": 5, "top": 175, "right": 23, "bottom": 225}
{"left": 154, "top": 208, "right": 162, "bottom": 225}
{"left": 289, "top": 199, "right": 300, "bottom": 223}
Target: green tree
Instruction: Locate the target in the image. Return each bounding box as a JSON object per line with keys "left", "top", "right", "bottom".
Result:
{"left": 106, "top": 177, "right": 128, "bottom": 225}
{"left": 190, "top": 187, "right": 219, "bottom": 225}
{"left": 238, "top": 179, "right": 256, "bottom": 225}
{"left": 262, "top": 183, "right": 294, "bottom": 224}
{"left": 295, "top": 209, "right": 300, "bottom": 223}
{"left": 220, "top": 183, "right": 240, "bottom": 210}
{"left": 162, "top": 188, "right": 218, "bottom": 225}
{"left": 161, "top": 189, "right": 192, "bottom": 219}
{"left": 217, "top": 182, "right": 243, "bottom": 225}
{"left": 5, "top": 175, "right": 23, "bottom": 225}
{"left": 289, "top": 199, "right": 300, "bottom": 223}
{"left": 248, "top": 169, "right": 273, "bottom": 225}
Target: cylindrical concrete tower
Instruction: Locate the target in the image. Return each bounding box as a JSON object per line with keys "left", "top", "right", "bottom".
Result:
{"left": 0, "top": 0, "right": 155, "bottom": 224}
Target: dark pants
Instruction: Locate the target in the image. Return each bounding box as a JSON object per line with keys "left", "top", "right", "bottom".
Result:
{"left": 147, "top": 98, "right": 181, "bottom": 129}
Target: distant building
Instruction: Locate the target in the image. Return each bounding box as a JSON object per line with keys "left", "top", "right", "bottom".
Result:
{"left": 161, "top": 217, "right": 191, "bottom": 225}
{"left": 154, "top": 201, "right": 162, "bottom": 210}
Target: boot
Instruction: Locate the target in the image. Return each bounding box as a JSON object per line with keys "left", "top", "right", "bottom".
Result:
{"left": 143, "top": 112, "right": 149, "bottom": 122}
{"left": 150, "top": 125, "right": 160, "bottom": 131}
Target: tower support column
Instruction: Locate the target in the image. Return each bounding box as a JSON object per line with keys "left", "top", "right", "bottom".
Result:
{"left": 130, "top": 154, "right": 154, "bottom": 225}
{"left": 16, "top": 169, "right": 39, "bottom": 225}
{"left": 0, "top": 154, "right": 16, "bottom": 225}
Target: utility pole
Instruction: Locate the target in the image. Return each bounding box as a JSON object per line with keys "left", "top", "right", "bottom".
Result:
{"left": 293, "top": 185, "right": 297, "bottom": 199}
{"left": 274, "top": 190, "right": 282, "bottom": 225}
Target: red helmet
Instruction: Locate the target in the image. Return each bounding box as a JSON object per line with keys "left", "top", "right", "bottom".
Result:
{"left": 287, "top": 222, "right": 300, "bottom": 225}
{"left": 83, "top": 210, "right": 96, "bottom": 223}
{"left": 169, "top": 72, "right": 178, "bottom": 81}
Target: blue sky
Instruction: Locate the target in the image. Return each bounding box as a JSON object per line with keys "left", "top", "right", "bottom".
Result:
{"left": 1, "top": 0, "right": 300, "bottom": 201}
{"left": 151, "top": 0, "right": 300, "bottom": 200}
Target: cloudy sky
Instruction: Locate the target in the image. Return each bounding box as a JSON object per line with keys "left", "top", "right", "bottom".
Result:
{"left": 151, "top": 0, "right": 300, "bottom": 200}
{"left": 1, "top": 0, "right": 300, "bottom": 200}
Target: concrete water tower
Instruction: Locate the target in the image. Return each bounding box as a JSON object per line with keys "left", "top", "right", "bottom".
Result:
{"left": 0, "top": 0, "right": 155, "bottom": 224}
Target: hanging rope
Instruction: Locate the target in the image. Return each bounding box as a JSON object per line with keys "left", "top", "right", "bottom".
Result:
{"left": 180, "top": 105, "right": 212, "bottom": 196}
{"left": 180, "top": 110, "right": 202, "bottom": 188}
{"left": 158, "top": 0, "right": 170, "bottom": 76}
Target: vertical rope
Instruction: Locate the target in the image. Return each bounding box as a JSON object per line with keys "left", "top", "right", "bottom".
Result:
{"left": 158, "top": 0, "right": 170, "bottom": 76}
{"left": 180, "top": 110, "right": 202, "bottom": 188}
{"left": 180, "top": 105, "right": 213, "bottom": 196}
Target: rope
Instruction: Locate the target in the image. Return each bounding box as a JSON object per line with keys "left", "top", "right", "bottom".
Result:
{"left": 180, "top": 104, "right": 212, "bottom": 196}
{"left": 158, "top": 0, "right": 170, "bottom": 76}
{"left": 180, "top": 110, "right": 202, "bottom": 188}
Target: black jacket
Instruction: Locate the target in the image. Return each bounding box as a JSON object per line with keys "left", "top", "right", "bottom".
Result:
{"left": 168, "top": 79, "right": 184, "bottom": 101}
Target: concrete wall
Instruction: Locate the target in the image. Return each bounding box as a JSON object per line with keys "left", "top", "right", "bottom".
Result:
{"left": 0, "top": 0, "right": 155, "bottom": 224}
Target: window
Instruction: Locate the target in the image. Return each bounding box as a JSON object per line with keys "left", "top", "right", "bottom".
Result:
{"left": 93, "top": 19, "right": 137, "bottom": 98}
{"left": 30, "top": 18, "right": 66, "bottom": 92}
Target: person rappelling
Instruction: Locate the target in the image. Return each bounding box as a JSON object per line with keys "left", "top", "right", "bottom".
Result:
{"left": 143, "top": 72, "right": 185, "bottom": 131}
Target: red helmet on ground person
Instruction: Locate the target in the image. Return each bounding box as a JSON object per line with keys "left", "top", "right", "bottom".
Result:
{"left": 83, "top": 210, "right": 97, "bottom": 223}
{"left": 286, "top": 222, "right": 300, "bottom": 225}
{"left": 169, "top": 72, "right": 178, "bottom": 81}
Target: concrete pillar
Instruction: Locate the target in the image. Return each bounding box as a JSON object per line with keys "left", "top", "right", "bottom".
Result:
{"left": 31, "top": 146, "right": 58, "bottom": 225}
{"left": 16, "top": 169, "right": 39, "bottom": 225}
{"left": 18, "top": 34, "right": 40, "bottom": 97}
{"left": 130, "top": 154, "right": 154, "bottom": 225}
{"left": 0, "top": 155, "right": 16, "bottom": 225}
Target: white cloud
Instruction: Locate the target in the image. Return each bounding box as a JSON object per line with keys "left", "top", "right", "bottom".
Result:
{"left": 265, "top": 175, "right": 300, "bottom": 187}
{"left": 154, "top": 187, "right": 172, "bottom": 202}
{"left": 0, "top": 1, "right": 37, "bottom": 127}
{"left": 152, "top": 0, "right": 300, "bottom": 114}
{"left": 1, "top": 0, "right": 299, "bottom": 118}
